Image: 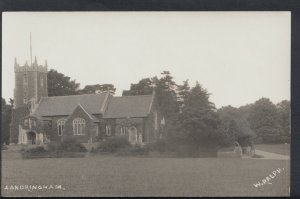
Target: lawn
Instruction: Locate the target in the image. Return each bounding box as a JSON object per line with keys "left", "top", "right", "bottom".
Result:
{"left": 1, "top": 152, "right": 290, "bottom": 197}
{"left": 255, "top": 144, "right": 290, "bottom": 156}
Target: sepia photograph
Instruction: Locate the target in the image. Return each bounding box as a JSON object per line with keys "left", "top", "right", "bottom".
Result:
{"left": 1, "top": 11, "right": 290, "bottom": 197}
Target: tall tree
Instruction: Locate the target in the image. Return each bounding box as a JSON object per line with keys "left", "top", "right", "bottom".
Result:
{"left": 77, "top": 84, "right": 116, "bottom": 95}
{"left": 122, "top": 78, "right": 153, "bottom": 96}
{"left": 156, "top": 71, "right": 179, "bottom": 122}
{"left": 1, "top": 98, "right": 13, "bottom": 144}
{"left": 177, "top": 79, "right": 190, "bottom": 109}
{"left": 248, "top": 98, "right": 282, "bottom": 143}
{"left": 173, "top": 82, "right": 224, "bottom": 156}
{"left": 47, "top": 69, "right": 80, "bottom": 96}
{"left": 218, "top": 105, "right": 255, "bottom": 147}
{"left": 277, "top": 100, "right": 290, "bottom": 136}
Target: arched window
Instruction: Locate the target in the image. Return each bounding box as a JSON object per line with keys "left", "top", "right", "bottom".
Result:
{"left": 24, "top": 119, "right": 29, "bottom": 126}
{"left": 73, "top": 118, "right": 85, "bottom": 135}
{"left": 106, "top": 125, "right": 111, "bottom": 136}
{"left": 23, "top": 74, "right": 28, "bottom": 85}
{"left": 57, "top": 119, "right": 66, "bottom": 136}
{"left": 154, "top": 111, "right": 158, "bottom": 130}
{"left": 120, "top": 126, "right": 128, "bottom": 135}
{"left": 40, "top": 77, "right": 44, "bottom": 87}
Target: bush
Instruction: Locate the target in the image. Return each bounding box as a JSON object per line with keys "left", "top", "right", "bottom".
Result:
{"left": 46, "top": 141, "right": 62, "bottom": 152}
{"left": 25, "top": 146, "right": 47, "bottom": 153}
{"left": 46, "top": 137, "right": 87, "bottom": 153}
{"left": 277, "top": 136, "right": 291, "bottom": 144}
{"left": 60, "top": 137, "right": 87, "bottom": 152}
{"left": 129, "top": 144, "right": 150, "bottom": 156}
{"left": 143, "top": 141, "right": 165, "bottom": 153}
{"left": 98, "top": 136, "right": 130, "bottom": 153}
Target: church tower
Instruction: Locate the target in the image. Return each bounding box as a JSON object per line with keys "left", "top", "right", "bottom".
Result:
{"left": 13, "top": 57, "right": 48, "bottom": 109}
{"left": 10, "top": 57, "right": 48, "bottom": 144}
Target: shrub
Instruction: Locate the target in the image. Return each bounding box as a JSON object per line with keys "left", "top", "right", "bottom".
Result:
{"left": 98, "top": 136, "right": 130, "bottom": 153}
{"left": 24, "top": 146, "right": 47, "bottom": 153}
{"left": 277, "top": 136, "right": 291, "bottom": 144}
{"left": 129, "top": 144, "right": 150, "bottom": 156}
{"left": 46, "top": 137, "right": 87, "bottom": 153}
{"left": 60, "top": 137, "right": 87, "bottom": 152}
{"left": 45, "top": 141, "right": 62, "bottom": 152}
{"left": 143, "top": 140, "right": 166, "bottom": 153}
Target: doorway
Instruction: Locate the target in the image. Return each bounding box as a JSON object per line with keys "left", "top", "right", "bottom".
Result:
{"left": 128, "top": 126, "right": 137, "bottom": 144}
{"left": 27, "top": 131, "right": 36, "bottom": 145}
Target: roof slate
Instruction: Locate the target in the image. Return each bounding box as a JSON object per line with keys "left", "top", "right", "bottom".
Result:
{"left": 103, "top": 95, "right": 153, "bottom": 118}
{"left": 33, "top": 93, "right": 108, "bottom": 117}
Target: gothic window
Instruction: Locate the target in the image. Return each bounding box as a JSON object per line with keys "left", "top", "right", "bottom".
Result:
{"left": 40, "top": 76, "right": 44, "bottom": 87}
{"left": 57, "top": 119, "right": 66, "bottom": 136}
{"left": 73, "top": 118, "right": 85, "bottom": 135}
{"left": 23, "top": 74, "right": 28, "bottom": 85}
{"left": 106, "top": 125, "right": 111, "bottom": 136}
{"left": 29, "top": 118, "right": 32, "bottom": 129}
{"left": 154, "top": 111, "right": 158, "bottom": 130}
{"left": 95, "top": 126, "right": 99, "bottom": 136}
{"left": 24, "top": 119, "right": 29, "bottom": 126}
{"left": 23, "top": 89, "right": 28, "bottom": 104}
{"left": 120, "top": 126, "right": 128, "bottom": 135}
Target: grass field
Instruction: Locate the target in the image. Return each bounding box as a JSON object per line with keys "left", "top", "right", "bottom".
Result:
{"left": 255, "top": 144, "right": 290, "bottom": 156}
{"left": 1, "top": 152, "right": 290, "bottom": 197}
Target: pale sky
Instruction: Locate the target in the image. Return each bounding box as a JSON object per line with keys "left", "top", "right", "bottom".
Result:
{"left": 2, "top": 12, "right": 290, "bottom": 108}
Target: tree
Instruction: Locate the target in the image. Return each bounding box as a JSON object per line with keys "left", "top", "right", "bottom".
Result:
{"left": 173, "top": 82, "right": 224, "bottom": 156}
{"left": 248, "top": 98, "right": 283, "bottom": 143}
{"left": 218, "top": 105, "right": 255, "bottom": 147}
{"left": 77, "top": 84, "right": 116, "bottom": 95}
{"left": 156, "top": 71, "right": 179, "bottom": 122}
{"left": 122, "top": 71, "right": 180, "bottom": 132}
{"left": 1, "top": 98, "right": 13, "bottom": 144}
{"left": 47, "top": 69, "right": 80, "bottom": 96}
{"left": 277, "top": 100, "right": 290, "bottom": 136}
{"left": 177, "top": 79, "right": 190, "bottom": 109}
{"left": 122, "top": 78, "right": 153, "bottom": 96}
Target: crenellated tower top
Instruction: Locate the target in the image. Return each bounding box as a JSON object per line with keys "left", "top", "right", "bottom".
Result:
{"left": 14, "top": 57, "right": 48, "bottom": 73}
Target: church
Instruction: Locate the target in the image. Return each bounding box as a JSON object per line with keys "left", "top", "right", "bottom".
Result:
{"left": 9, "top": 57, "right": 163, "bottom": 146}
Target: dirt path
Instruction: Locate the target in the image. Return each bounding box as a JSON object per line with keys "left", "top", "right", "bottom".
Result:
{"left": 252, "top": 150, "right": 290, "bottom": 160}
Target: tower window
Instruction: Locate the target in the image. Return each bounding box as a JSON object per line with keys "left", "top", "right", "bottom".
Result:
{"left": 24, "top": 119, "right": 29, "bottom": 126}
{"left": 23, "top": 90, "right": 28, "bottom": 104}
{"left": 23, "top": 74, "right": 28, "bottom": 85}
{"left": 40, "top": 77, "right": 44, "bottom": 87}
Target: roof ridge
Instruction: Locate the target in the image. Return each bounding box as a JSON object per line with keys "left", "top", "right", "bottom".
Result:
{"left": 114, "top": 94, "right": 153, "bottom": 98}
{"left": 44, "top": 93, "right": 106, "bottom": 99}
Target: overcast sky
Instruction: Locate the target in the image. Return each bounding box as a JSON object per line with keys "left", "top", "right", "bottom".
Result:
{"left": 2, "top": 12, "right": 290, "bottom": 108}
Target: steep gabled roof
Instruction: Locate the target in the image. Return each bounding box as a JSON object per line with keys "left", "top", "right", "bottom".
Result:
{"left": 33, "top": 93, "right": 109, "bottom": 117}
{"left": 68, "top": 104, "right": 100, "bottom": 122}
{"left": 103, "top": 95, "right": 153, "bottom": 118}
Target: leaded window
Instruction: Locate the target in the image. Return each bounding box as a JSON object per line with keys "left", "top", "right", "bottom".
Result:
{"left": 57, "top": 119, "right": 66, "bottom": 136}
{"left": 73, "top": 118, "right": 85, "bottom": 135}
